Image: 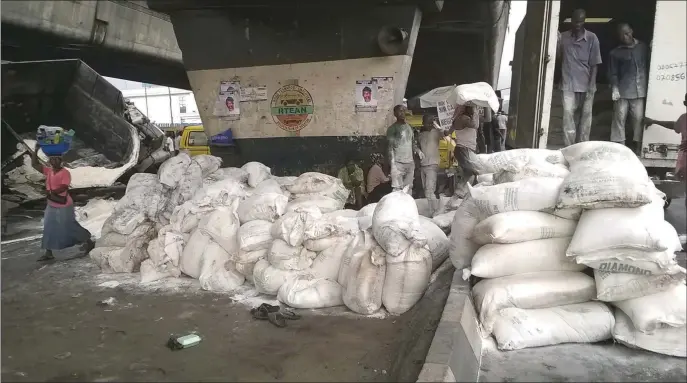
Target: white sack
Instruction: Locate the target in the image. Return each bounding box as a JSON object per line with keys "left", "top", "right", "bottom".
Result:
{"left": 542, "top": 207, "right": 583, "bottom": 221}
{"left": 492, "top": 302, "right": 614, "bottom": 351}
{"left": 75, "top": 198, "right": 117, "bottom": 239}
{"left": 89, "top": 246, "right": 123, "bottom": 273}
{"left": 432, "top": 211, "right": 456, "bottom": 233}
{"left": 303, "top": 236, "right": 349, "bottom": 252}
{"left": 106, "top": 208, "right": 147, "bottom": 235}
{"left": 473, "top": 271, "right": 596, "bottom": 335}
{"left": 567, "top": 209, "right": 677, "bottom": 256}
{"left": 206, "top": 167, "right": 248, "bottom": 184}
{"left": 251, "top": 178, "right": 288, "bottom": 197}
{"left": 455, "top": 82, "right": 500, "bottom": 113}
{"left": 613, "top": 309, "right": 686, "bottom": 358}
{"left": 476, "top": 173, "right": 494, "bottom": 184}
{"left": 241, "top": 162, "right": 271, "bottom": 187}
{"left": 383, "top": 247, "right": 433, "bottom": 315}
{"left": 198, "top": 203, "right": 241, "bottom": 256}
{"left": 238, "top": 220, "right": 274, "bottom": 252}
{"left": 191, "top": 155, "right": 222, "bottom": 177}
{"left": 324, "top": 209, "right": 360, "bottom": 219}
{"left": 158, "top": 153, "right": 191, "bottom": 188}
{"left": 286, "top": 195, "right": 343, "bottom": 214}
{"left": 342, "top": 241, "right": 387, "bottom": 315}
{"left": 580, "top": 254, "right": 684, "bottom": 276}
{"left": 192, "top": 178, "right": 247, "bottom": 205}
{"left": 163, "top": 230, "right": 184, "bottom": 267}
{"left": 286, "top": 172, "right": 348, "bottom": 198}
{"left": 611, "top": 284, "right": 686, "bottom": 332}
{"left": 236, "top": 248, "right": 268, "bottom": 264}
{"left": 272, "top": 175, "right": 297, "bottom": 187}
{"left": 557, "top": 141, "right": 653, "bottom": 209}
{"left": 446, "top": 196, "right": 464, "bottom": 211}
{"left": 267, "top": 239, "right": 317, "bottom": 271}
{"left": 475, "top": 149, "right": 566, "bottom": 174}
{"left": 415, "top": 196, "right": 451, "bottom": 218}
{"left": 304, "top": 215, "right": 360, "bottom": 241}
{"left": 97, "top": 221, "right": 155, "bottom": 248}
{"left": 170, "top": 200, "right": 215, "bottom": 234}
{"left": 468, "top": 177, "right": 564, "bottom": 217}
{"left": 419, "top": 216, "right": 450, "bottom": 271}
{"left": 493, "top": 159, "right": 569, "bottom": 185}
{"left": 372, "top": 191, "right": 427, "bottom": 257}
{"left": 338, "top": 231, "right": 377, "bottom": 287}
{"left": 140, "top": 259, "right": 181, "bottom": 283}
{"left": 357, "top": 203, "right": 377, "bottom": 217}
{"left": 252, "top": 258, "right": 304, "bottom": 295}
{"left": 310, "top": 236, "right": 354, "bottom": 280}
{"left": 472, "top": 211, "right": 577, "bottom": 245}
{"left": 197, "top": 244, "right": 245, "bottom": 292}
{"left": 169, "top": 160, "right": 204, "bottom": 207}
{"left": 235, "top": 260, "right": 259, "bottom": 284}
{"left": 594, "top": 269, "right": 686, "bottom": 302}
{"left": 237, "top": 193, "right": 288, "bottom": 224}
{"left": 448, "top": 196, "right": 485, "bottom": 269}
{"left": 180, "top": 229, "right": 212, "bottom": 279}
{"left": 277, "top": 275, "right": 344, "bottom": 309}
{"left": 271, "top": 206, "right": 322, "bottom": 247}
{"left": 470, "top": 237, "right": 585, "bottom": 279}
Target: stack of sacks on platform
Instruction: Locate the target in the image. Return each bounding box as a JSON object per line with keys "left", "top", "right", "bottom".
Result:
{"left": 446, "top": 148, "right": 616, "bottom": 351}
{"left": 557, "top": 141, "right": 686, "bottom": 357}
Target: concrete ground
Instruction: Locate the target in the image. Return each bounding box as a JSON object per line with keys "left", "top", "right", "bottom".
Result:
{"left": 1, "top": 230, "right": 452, "bottom": 383}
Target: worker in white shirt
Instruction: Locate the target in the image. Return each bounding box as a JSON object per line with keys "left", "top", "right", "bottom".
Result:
{"left": 174, "top": 131, "right": 182, "bottom": 155}
{"left": 165, "top": 132, "right": 175, "bottom": 153}
{"left": 418, "top": 114, "right": 457, "bottom": 217}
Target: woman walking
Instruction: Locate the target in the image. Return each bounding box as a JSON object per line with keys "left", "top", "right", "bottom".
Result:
{"left": 32, "top": 143, "right": 94, "bottom": 261}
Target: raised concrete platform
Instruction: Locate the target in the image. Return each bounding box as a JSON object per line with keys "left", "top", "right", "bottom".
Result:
{"left": 418, "top": 269, "right": 687, "bottom": 383}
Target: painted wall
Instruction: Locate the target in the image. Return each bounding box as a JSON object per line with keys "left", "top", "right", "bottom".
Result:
{"left": 187, "top": 56, "right": 412, "bottom": 138}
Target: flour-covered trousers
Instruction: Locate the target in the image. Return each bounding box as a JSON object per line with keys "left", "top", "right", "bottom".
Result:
{"left": 391, "top": 161, "right": 415, "bottom": 193}
{"left": 562, "top": 90, "right": 595, "bottom": 147}
{"left": 611, "top": 97, "right": 645, "bottom": 145}
{"left": 420, "top": 164, "right": 439, "bottom": 216}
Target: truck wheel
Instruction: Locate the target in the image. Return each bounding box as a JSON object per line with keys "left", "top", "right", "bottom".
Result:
{"left": 664, "top": 198, "right": 672, "bottom": 209}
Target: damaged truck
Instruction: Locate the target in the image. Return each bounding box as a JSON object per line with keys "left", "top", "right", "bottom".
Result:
{"left": 1, "top": 59, "right": 170, "bottom": 207}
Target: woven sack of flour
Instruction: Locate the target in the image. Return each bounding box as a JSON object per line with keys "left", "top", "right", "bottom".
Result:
{"left": 613, "top": 309, "right": 686, "bottom": 357}
{"left": 286, "top": 195, "right": 344, "bottom": 214}
{"left": 241, "top": 162, "right": 271, "bottom": 188}
{"left": 448, "top": 196, "right": 485, "bottom": 269}
{"left": 372, "top": 191, "right": 427, "bottom": 257}
{"left": 205, "top": 167, "right": 248, "bottom": 184}
{"left": 267, "top": 239, "right": 317, "bottom": 271}
{"left": 250, "top": 178, "right": 288, "bottom": 197}
{"left": 198, "top": 204, "right": 241, "bottom": 257}
{"left": 493, "top": 158, "right": 569, "bottom": 185}
{"left": 197, "top": 241, "right": 245, "bottom": 292}
{"left": 193, "top": 178, "right": 247, "bottom": 205}
{"left": 468, "top": 177, "right": 563, "bottom": 217}
{"left": 277, "top": 274, "right": 344, "bottom": 309}
{"left": 158, "top": 153, "right": 192, "bottom": 188}
{"left": 475, "top": 148, "right": 566, "bottom": 174}
{"left": 611, "top": 284, "right": 686, "bottom": 332}
{"left": 594, "top": 269, "right": 686, "bottom": 302}
{"left": 238, "top": 220, "right": 273, "bottom": 252}
{"left": 557, "top": 141, "right": 654, "bottom": 209}
{"left": 286, "top": 172, "right": 348, "bottom": 198}
{"left": 382, "top": 245, "right": 432, "bottom": 315}
{"left": 271, "top": 206, "right": 322, "bottom": 247}
{"left": 310, "top": 235, "right": 354, "bottom": 280}
{"left": 469, "top": 237, "right": 585, "bottom": 279}
{"left": 492, "top": 302, "right": 614, "bottom": 351}
{"left": 419, "top": 216, "right": 450, "bottom": 271}
{"left": 472, "top": 211, "right": 577, "bottom": 245}
{"left": 473, "top": 271, "right": 596, "bottom": 335}
{"left": 580, "top": 253, "right": 685, "bottom": 276}
{"left": 252, "top": 258, "right": 305, "bottom": 295}
{"left": 431, "top": 210, "right": 456, "bottom": 233}
{"left": 237, "top": 193, "right": 288, "bottom": 224}
{"left": 342, "top": 239, "right": 387, "bottom": 315}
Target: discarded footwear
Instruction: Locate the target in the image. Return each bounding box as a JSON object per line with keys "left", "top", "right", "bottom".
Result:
{"left": 268, "top": 312, "right": 287, "bottom": 328}
{"left": 280, "top": 309, "right": 301, "bottom": 320}
{"left": 250, "top": 303, "right": 280, "bottom": 320}
{"left": 37, "top": 253, "right": 55, "bottom": 262}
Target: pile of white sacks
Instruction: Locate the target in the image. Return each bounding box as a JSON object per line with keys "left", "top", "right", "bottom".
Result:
{"left": 88, "top": 153, "right": 453, "bottom": 316}
{"left": 450, "top": 142, "right": 686, "bottom": 358}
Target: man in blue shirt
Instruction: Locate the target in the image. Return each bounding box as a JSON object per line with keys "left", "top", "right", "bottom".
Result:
{"left": 557, "top": 9, "right": 603, "bottom": 147}
{"left": 609, "top": 23, "right": 649, "bottom": 153}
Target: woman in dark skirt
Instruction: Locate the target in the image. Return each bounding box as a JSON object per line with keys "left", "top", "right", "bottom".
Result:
{"left": 32, "top": 143, "right": 95, "bottom": 261}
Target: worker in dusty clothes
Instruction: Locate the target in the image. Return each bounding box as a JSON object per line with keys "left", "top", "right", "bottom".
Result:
{"left": 452, "top": 103, "right": 481, "bottom": 197}
{"left": 558, "top": 8, "right": 602, "bottom": 146}
{"left": 609, "top": 22, "right": 649, "bottom": 154}
{"left": 387, "top": 104, "right": 423, "bottom": 194}
{"left": 418, "top": 114, "right": 456, "bottom": 216}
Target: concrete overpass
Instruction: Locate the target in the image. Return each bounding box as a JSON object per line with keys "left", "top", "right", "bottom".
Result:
{"left": 1, "top": 0, "right": 190, "bottom": 89}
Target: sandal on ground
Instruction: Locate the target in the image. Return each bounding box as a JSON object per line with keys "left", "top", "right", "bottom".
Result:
{"left": 279, "top": 309, "right": 301, "bottom": 320}
{"left": 268, "top": 312, "right": 287, "bottom": 328}
{"left": 250, "top": 303, "right": 281, "bottom": 320}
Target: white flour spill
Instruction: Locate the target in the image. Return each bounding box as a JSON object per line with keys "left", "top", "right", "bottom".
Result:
{"left": 98, "top": 281, "right": 121, "bottom": 288}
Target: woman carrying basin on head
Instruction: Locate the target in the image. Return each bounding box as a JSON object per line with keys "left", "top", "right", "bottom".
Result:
{"left": 32, "top": 143, "right": 95, "bottom": 262}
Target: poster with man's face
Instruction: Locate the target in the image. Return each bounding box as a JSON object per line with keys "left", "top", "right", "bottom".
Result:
{"left": 355, "top": 80, "right": 378, "bottom": 112}
{"left": 213, "top": 81, "right": 241, "bottom": 118}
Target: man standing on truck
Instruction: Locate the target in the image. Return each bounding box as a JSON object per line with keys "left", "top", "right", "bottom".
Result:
{"left": 387, "top": 104, "right": 424, "bottom": 194}
{"left": 609, "top": 23, "right": 649, "bottom": 154}
{"left": 558, "top": 9, "right": 603, "bottom": 147}
{"left": 644, "top": 93, "right": 687, "bottom": 249}
{"left": 418, "top": 114, "right": 457, "bottom": 216}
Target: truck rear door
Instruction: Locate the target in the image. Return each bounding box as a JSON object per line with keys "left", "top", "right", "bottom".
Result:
{"left": 642, "top": 0, "right": 687, "bottom": 169}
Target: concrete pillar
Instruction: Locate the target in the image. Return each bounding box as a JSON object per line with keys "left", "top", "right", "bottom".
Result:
{"left": 160, "top": 5, "right": 423, "bottom": 175}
